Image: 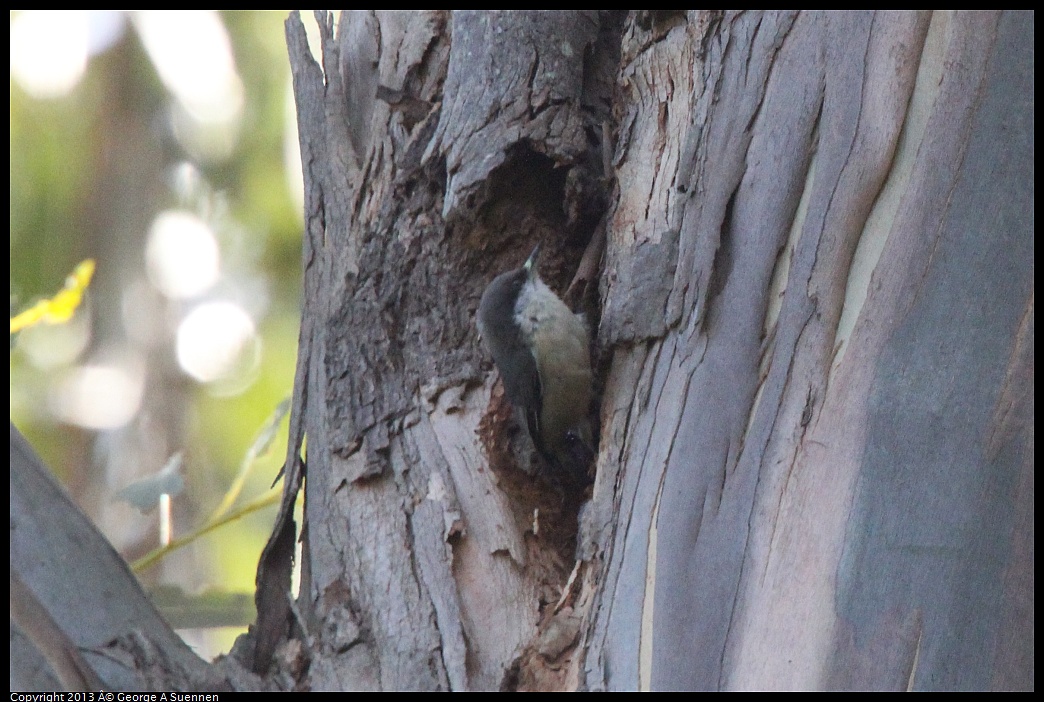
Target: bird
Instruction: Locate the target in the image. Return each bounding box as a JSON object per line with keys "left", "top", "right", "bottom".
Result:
{"left": 477, "top": 244, "right": 594, "bottom": 481}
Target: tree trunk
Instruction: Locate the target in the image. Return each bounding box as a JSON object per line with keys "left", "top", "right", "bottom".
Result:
{"left": 256, "top": 10, "right": 620, "bottom": 691}
{"left": 11, "top": 10, "right": 1032, "bottom": 693}
{"left": 585, "top": 10, "right": 1033, "bottom": 691}
{"left": 266, "top": 9, "right": 1032, "bottom": 691}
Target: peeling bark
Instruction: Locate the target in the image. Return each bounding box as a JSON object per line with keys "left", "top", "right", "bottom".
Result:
{"left": 585, "top": 10, "right": 1032, "bottom": 692}
{"left": 263, "top": 10, "right": 621, "bottom": 691}
{"left": 269, "top": 9, "right": 1032, "bottom": 692}
{"left": 11, "top": 9, "right": 1031, "bottom": 693}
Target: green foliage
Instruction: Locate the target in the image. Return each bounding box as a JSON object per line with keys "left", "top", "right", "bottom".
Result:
{"left": 10, "top": 11, "right": 304, "bottom": 657}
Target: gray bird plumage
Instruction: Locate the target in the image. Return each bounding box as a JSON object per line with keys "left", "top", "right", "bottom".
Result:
{"left": 477, "top": 245, "right": 593, "bottom": 475}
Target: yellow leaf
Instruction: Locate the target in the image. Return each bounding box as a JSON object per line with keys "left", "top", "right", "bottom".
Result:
{"left": 10, "top": 259, "right": 95, "bottom": 334}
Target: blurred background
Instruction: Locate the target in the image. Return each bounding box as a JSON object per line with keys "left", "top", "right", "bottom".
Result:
{"left": 10, "top": 10, "right": 311, "bottom": 658}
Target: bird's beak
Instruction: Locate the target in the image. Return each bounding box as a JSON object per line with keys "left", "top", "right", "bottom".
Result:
{"left": 524, "top": 244, "right": 541, "bottom": 276}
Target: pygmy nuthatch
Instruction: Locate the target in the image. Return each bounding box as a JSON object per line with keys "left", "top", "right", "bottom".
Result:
{"left": 477, "top": 245, "right": 593, "bottom": 476}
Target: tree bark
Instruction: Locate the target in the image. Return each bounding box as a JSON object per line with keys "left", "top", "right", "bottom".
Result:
{"left": 264, "top": 9, "right": 1032, "bottom": 691}
{"left": 586, "top": 10, "right": 1033, "bottom": 692}
{"left": 11, "top": 10, "right": 1032, "bottom": 693}
{"left": 10, "top": 424, "right": 260, "bottom": 691}
{"left": 256, "top": 10, "right": 620, "bottom": 691}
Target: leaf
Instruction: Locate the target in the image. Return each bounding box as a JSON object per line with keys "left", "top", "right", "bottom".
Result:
{"left": 115, "top": 452, "right": 185, "bottom": 513}
{"left": 10, "top": 259, "right": 95, "bottom": 334}
{"left": 207, "top": 397, "right": 290, "bottom": 523}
